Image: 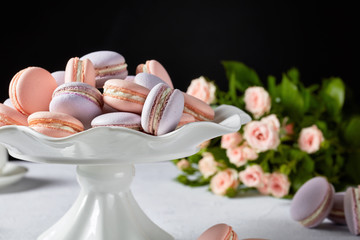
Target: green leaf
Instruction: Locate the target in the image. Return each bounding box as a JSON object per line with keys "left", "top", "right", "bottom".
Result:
{"left": 267, "top": 75, "right": 278, "bottom": 98}
{"left": 286, "top": 68, "right": 300, "bottom": 84}
{"left": 225, "top": 187, "right": 238, "bottom": 198}
{"left": 280, "top": 74, "right": 304, "bottom": 119}
{"left": 222, "top": 61, "right": 262, "bottom": 100}
{"left": 321, "top": 77, "right": 345, "bottom": 116}
{"left": 345, "top": 151, "right": 360, "bottom": 184}
{"left": 343, "top": 116, "right": 360, "bottom": 147}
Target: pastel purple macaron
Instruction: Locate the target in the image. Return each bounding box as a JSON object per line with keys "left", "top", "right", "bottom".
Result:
{"left": 49, "top": 82, "right": 103, "bottom": 129}
{"left": 91, "top": 112, "right": 141, "bottom": 131}
{"left": 344, "top": 186, "right": 360, "bottom": 235}
{"left": 134, "top": 72, "right": 168, "bottom": 89}
{"left": 80, "top": 50, "right": 128, "bottom": 88}
{"left": 290, "top": 176, "right": 335, "bottom": 228}
{"left": 327, "top": 192, "right": 346, "bottom": 225}
{"left": 141, "top": 83, "right": 184, "bottom": 136}
{"left": 51, "top": 70, "right": 65, "bottom": 86}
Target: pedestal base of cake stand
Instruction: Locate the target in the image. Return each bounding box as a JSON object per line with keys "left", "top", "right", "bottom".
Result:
{"left": 38, "top": 164, "right": 173, "bottom": 240}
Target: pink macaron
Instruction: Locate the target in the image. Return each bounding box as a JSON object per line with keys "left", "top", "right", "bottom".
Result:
{"left": 49, "top": 82, "right": 103, "bottom": 129}
{"left": 64, "top": 57, "right": 96, "bottom": 87}
{"left": 103, "top": 79, "right": 150, "bottom": 114}
{"left": 9, "top": 67, "right": 58, "bottom": 116}
{"left": 136, "top": 59, "right": 174, "bottom": 88}
{"left": 28, "top": 111, "right": 84, "bottom": 138}
{"left": 91, "top": 112, "right": 141, "bottom": 131}
{"left": 141, "top": 83, "right": 184, "bottom": 136}
{"left": 81, "top": 50, "right": 128, "bottom": 88}
{"left": 0, "top": 103, "right": 28, "bottom": 127}
{"left": 176, "top": 113, "right": 196, "bottom": 129}
{"left": 290, "top": 176, "right": 335, "bottom": 228}
{"left": 183, "top": 93, "right": 215, "bottom": 121}
{"left": 134, "top": 72, "right": 168, "bottom": 89}
{"left": 327, "top": 192, "right": 346, "bottom": 225}
{"left": 344, "top": 186, "right": 360, "bottom": 235}
{"left": 197, "top": 224, "right": 238, "bottom": 240}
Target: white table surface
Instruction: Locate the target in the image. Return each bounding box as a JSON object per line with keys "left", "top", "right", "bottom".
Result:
{"left": 0, "top": 160, "right": 356, "bottom": 240}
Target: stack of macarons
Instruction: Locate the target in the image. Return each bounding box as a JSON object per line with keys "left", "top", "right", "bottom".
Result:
{"left": 0, "top": 50, "right": 215, "bottom": 138}
{"left": 290, "top": 176, "right": 360, "bottom": 236}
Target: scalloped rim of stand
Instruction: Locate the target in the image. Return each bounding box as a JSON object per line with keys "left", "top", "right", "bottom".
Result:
{"left": 0, "top": 105, "right": 250, "bottom": 165}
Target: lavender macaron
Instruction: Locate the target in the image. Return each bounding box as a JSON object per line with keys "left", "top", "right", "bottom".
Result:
{"left": 290, "top": 176, "right": 335, "bottom": 228}
{"left": 134, "top": 72, "right": 168, "bottom": 90}
{"left": 49, "top": 82, "right": 103, "bottom": 129}
{"left": 80, "top": 50, "right": 128, "bottom": 88}
{"left": 327, "top": 192, "right": 346, "bottom": 225}
{"left": 51, "top": 70, "right": 65, "bottom": 86}
{"left": 91, "top": 112, "right": 141, "bottom": 131}
{"left": 344, "top": 186, "right": 360, "bottom": 235}
{"left": 141, "top": 83, "right": 184, "bottom": 136}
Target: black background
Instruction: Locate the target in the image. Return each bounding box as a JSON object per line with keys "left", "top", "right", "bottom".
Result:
{"left": 1, "top": 1, "right": 359, "bottom": 105}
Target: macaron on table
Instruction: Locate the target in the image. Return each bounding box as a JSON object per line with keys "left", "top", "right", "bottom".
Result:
{"left": 0, "top": 51, "right": 251, "bottom": 240}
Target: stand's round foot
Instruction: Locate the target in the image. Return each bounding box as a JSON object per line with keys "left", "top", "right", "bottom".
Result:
{"left": 38, "top": 164, "right": 173, "bottom": 240}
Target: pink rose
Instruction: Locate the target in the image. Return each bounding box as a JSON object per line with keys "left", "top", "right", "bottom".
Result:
{"left": 176, "top": 159, "right": 190, "bottom": 170}
{"left": 244, "top": 86, "right": 271, "bottom": 118}
{"left": 243, "top": 120, "right": 280, "bottom": 152}
{"left": 268, "top": 172, "right": 290, "bottom": 198}
{"left": 186, "top": 76, "right": 216, "bottom": 104}
{"left": 210, "top": 169, "right": 239, "bottom": 196}
{"left": 226, "top": 144, "right": 258, "bottom": 167}
{"left": 298, "top": 125, "right": 324, "bottom": 154}
{"left": 198, "top": 139, "right": 211, "bottom": 149}
{"left": 241, "top": 144, "right": 258, "bottom": 161}
{"left": 284, "top": 123, "right": 294, "bottom": 135}
{"left": 257, "top": 173, "right": 271, "bottom": 195}
{"left": 239, "top": 165, "right": 264, "bottom": 187}
{"left": 221, "top": 132, "right": 242, "bottom": 149}
{"left": 198, "top": 152, "right": 218, "bottom": 178}
{"left": 261, "top": 114, "right": 280, "bottom": 132}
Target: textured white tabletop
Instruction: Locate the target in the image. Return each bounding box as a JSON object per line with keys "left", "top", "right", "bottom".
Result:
{"left": 0, "top": 161, "right": 356, "bottom": 240}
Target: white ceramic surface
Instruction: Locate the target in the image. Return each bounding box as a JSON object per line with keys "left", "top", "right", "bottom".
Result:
{"left": 0, "top": 105, "right": 251, "bottom": 240}
{"left": 0, "top": 162, "right": 28, "bottom": 188}
{"left": 0, "top": 144, "right": 7, "bottom": 173}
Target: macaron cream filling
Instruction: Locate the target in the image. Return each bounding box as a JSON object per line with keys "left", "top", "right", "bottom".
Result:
{"left": 96, "top": 63, "right": 128, "bottom": 77}
{"left": 75, "top": 59, "right": 84, "bottom": 83}
{"left": 103, "top": 86, "right": 146, "bottom": 104}
{"left": 352, "top": 187, "right": 360, "bottom": 231}
{"left": 53, "top": 88, "right": 103, "bottom": 108}
{"left": 29, "top": 119, "right": 83, "bottom": 134}
{"left": 0, "top": 113, "right": 23, "bottom": 126}
{"left": 300, "top": 185, "right": 333, "bottom": 226}
{"left": 184, "top": 105, "right": 212, "bottom": 121}
{"left": 149, "top": 86, "right": 172, "bottom": 135}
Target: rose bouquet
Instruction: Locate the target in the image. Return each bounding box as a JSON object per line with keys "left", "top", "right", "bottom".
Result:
{"left": 173, "top": 61, "right": 360, "bottom": 198}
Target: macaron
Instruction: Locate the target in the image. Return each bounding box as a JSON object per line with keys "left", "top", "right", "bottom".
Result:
{"left": 134, "top": 72, "right": 168, "bottom": 89}
{"left": 80, "top": 50, "right": 128, "bottom": 88}
{"left": 28, "top": 111, "right": 84, "bottom": 138}
{"left": 141, "top": 83, "right": 184, "bottom": 136}
{"left": 91, "top": 112, "right": 141, "bottom": 131}
{"left": 327, "top": 192, "right": 346, "bottom": 225}
{"left": 64, "top": 57, "right": 96, "bottom": 87}
{"left": 0, "top": 103, "right": 28, "bottom": 127}
{"left": 103, "top": 79, "right": 150, "bottom": 114}
{"left": 290, "top": 176, "right": 335, "bottom": 228}
{"left": 51, "top": 70, "right": 65, "bottom": 86}
{"left": 183, "top": 93, "right": 215, "bottom": 121}
{"left": 49, "top": 82, "right": 103, "bottom": 129}
{"left": 124, "top": 75, "right": 135, "bottom": 82}
{"left": 9, "top": 67, "right": 58, "bottom": 116}
{"left": 197, "top": 224, "right": 238, "bottom": 240}
{"left": 344, "top": 186, "right": 360, "bottom": 235}
{"left": 176, "top": 113, "right": 196, "bottom": 129}
{"left": 3, "top": 98, "right": 14, "bottom": 108}
{"left": 136, "top": 60, "right": 173, "bottom": 88}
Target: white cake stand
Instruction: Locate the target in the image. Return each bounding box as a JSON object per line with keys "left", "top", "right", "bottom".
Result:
{"left": 0, "top": 105, "right": 250, "bottom": 240}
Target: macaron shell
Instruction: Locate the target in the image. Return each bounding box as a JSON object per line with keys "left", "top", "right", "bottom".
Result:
{"left": 146, "top": 60, "right": 174, "bottom": 88}
{"left": 3, "top": 98, "right": 14, "bottom": 108}
{"left": 51, "top": 70, "right": 65, "bottom": 86}
{"left": 103, "top": 79, "right": 149, "bottom": 114}
{"left": 197, "top": 224, "right": 237, "bottom": 240}
{"left": 290, "top": 176, "right": 334, "bottom": 227}
{"left": 91, "top": 112, "right": 141, "bottom": 129}
{"left": 344, "top": 187, "right": 360, "bottom": 235}
{"left": 134, "top": 72, "right": 168, "bottom": 89}
{"left": 183, "top": 92, "right": 215, "bottom": 121}
{"left": 0, "top": 103, "right": 28, "bottom": 126}
{"left": 176, "top": 113, "right": 196, "bottom": 129}
{"left": 9, "top": 67, "right": 57, "bottom": 116}
{"left": 327, "top": 192, "right": 346, "bottom": 225}
{"left": 28, "top": 111, "right": 84, "bottom": 138}
{"left": 64, "top": 57, "right": 96, "bottom": 87}
{"left": 156, "top": 89, "right": 184, "bottom": 135}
